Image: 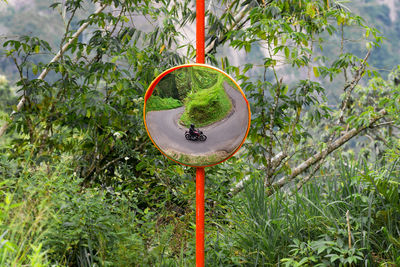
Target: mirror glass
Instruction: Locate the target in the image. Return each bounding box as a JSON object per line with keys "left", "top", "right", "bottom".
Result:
{"left": 144, "top": 64, "right": 250, "bottom": 167}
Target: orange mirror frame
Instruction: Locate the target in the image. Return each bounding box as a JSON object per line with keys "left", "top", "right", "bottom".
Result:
{"left": 144, "top": 64, "right": 251, "bottom": 167}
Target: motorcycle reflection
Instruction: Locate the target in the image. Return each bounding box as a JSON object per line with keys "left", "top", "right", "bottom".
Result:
{"left": 185, "top": 124, "right": 207, "bottom": 141}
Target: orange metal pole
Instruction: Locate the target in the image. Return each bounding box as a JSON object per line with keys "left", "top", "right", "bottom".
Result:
{"left": 196, "top": 167, "right": 205, "bottom": 267}
{"left": 196, "top": 0, "right": 205, "bottom": 64}
{"left": 196, "top": 0, "right": 205, "bottom": 265}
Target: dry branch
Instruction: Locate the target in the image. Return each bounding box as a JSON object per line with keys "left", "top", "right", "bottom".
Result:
{"left": 273, "top": 109, "right": 387, "bottom": 190}
{"left": 232, "top": 109, "right": 387, "bottom": 195}
{"left": 230, "top": 151, "right": 287, "bottom": 194}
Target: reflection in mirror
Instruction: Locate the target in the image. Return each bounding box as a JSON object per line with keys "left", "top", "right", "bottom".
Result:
{"left": 144, "top": 64, "right": 250, "bottom": 167}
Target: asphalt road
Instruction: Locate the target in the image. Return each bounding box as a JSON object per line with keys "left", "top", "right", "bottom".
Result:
{"left": 145, "top": 82, "right": 250, "bottom": 160}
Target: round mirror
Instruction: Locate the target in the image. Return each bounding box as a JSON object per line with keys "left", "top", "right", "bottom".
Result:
{"left": 144, "top": 64, "right": 250, "bottom": 167}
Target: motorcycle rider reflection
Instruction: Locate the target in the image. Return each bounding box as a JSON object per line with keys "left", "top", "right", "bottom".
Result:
{"left": 185, "top": 124, "right": 207, "bottom": 141}
{"left": 189, "top": 124, "right": 196, "bottom": 136}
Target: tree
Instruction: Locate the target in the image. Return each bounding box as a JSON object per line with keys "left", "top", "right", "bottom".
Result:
{"left": 0, "top": 0, "right": 399, "bottom": 197}
{"left": 206, "top": 0, "right": 399, "bottom": 194}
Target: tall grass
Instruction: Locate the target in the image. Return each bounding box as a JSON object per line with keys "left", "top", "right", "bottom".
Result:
{"left": 0, "top": 158, "right": 56, "bottom": 266}
{"left": 228, "top": 157, "right": 400, "bottom": 265}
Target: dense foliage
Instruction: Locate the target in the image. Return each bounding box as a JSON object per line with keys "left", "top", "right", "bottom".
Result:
{"left": 0, "top": 0, "right": 399, "bottom": 266}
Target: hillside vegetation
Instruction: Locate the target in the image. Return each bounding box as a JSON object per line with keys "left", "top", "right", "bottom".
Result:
{"left": 0, "top": 0, "right": 399, "bottom": 266}
{"left": 180, "top": 68, "right": 233, "bottom": 127}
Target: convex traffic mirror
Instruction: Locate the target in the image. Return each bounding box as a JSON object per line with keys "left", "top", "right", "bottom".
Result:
{"left": 144, "top": 64, "right": 250, "bottom": 167}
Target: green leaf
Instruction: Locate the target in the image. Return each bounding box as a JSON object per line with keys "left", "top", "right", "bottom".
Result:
{"left": 32, "top": 64, "right": 38, "bottom": 75}
{"left": 111, "top": 56, "right": 120, "bottom": 63}
{"left": 282, "top": 85, "right": 288, "bottom": 95}
{"left": 284, "top": 47, "right": 290, "bottom": 59}
{"left": 306, "top": 2, "right": 316, "bottom": 17}
{"left": 122, "top": 15, "right": 129, "bottom": 23}
{"left": 313, "top": 66, "right": 320, "bottom": 78}
{"left": 298, "top": 257, "right": 309, "bottom": 265}
{"left": 327, "top": 254, "right": 340, "bottom": 262}
{"left": 245, "top": 43, "right": 251, "bottom": 53}
{"left": 365, "top": 28, "right": 370, "bottom": 38}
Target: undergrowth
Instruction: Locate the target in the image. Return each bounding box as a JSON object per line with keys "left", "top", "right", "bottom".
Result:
{"left": 1, "top": 140, "right": 399, "bottom": 266}
{"left": 0, "top": 154, "right": 190, "bottom": 266}
{"left": 226, "top": 156, "right": 400, "bottom": 266}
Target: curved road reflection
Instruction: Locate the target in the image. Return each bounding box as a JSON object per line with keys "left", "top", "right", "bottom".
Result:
{"left": 146, "top": 82, "right": 249, "bottom": 164}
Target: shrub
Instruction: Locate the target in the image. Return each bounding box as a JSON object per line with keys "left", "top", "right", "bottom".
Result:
{"left": 180, "top": 83, "right": 232, "bottom": 127}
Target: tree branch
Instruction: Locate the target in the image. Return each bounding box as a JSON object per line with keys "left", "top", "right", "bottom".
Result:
{"left": 230, "top": 151, "right": 287, "bottom": 195}
{"left": 231, "top": 109, "right": 387, "bottom": 196}
{"left": 339, "top": 50, "right": 371, "bottom": 123}
{"left": 272, "top": 109, "right": 387, "bottom": 191}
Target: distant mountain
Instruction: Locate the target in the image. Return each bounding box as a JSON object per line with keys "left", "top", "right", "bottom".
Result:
{"left": 0, "top": 0, "right": 94, "bottom": 82}
{"left": 349, "top": 0, "right": 400, "bottom": 75}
